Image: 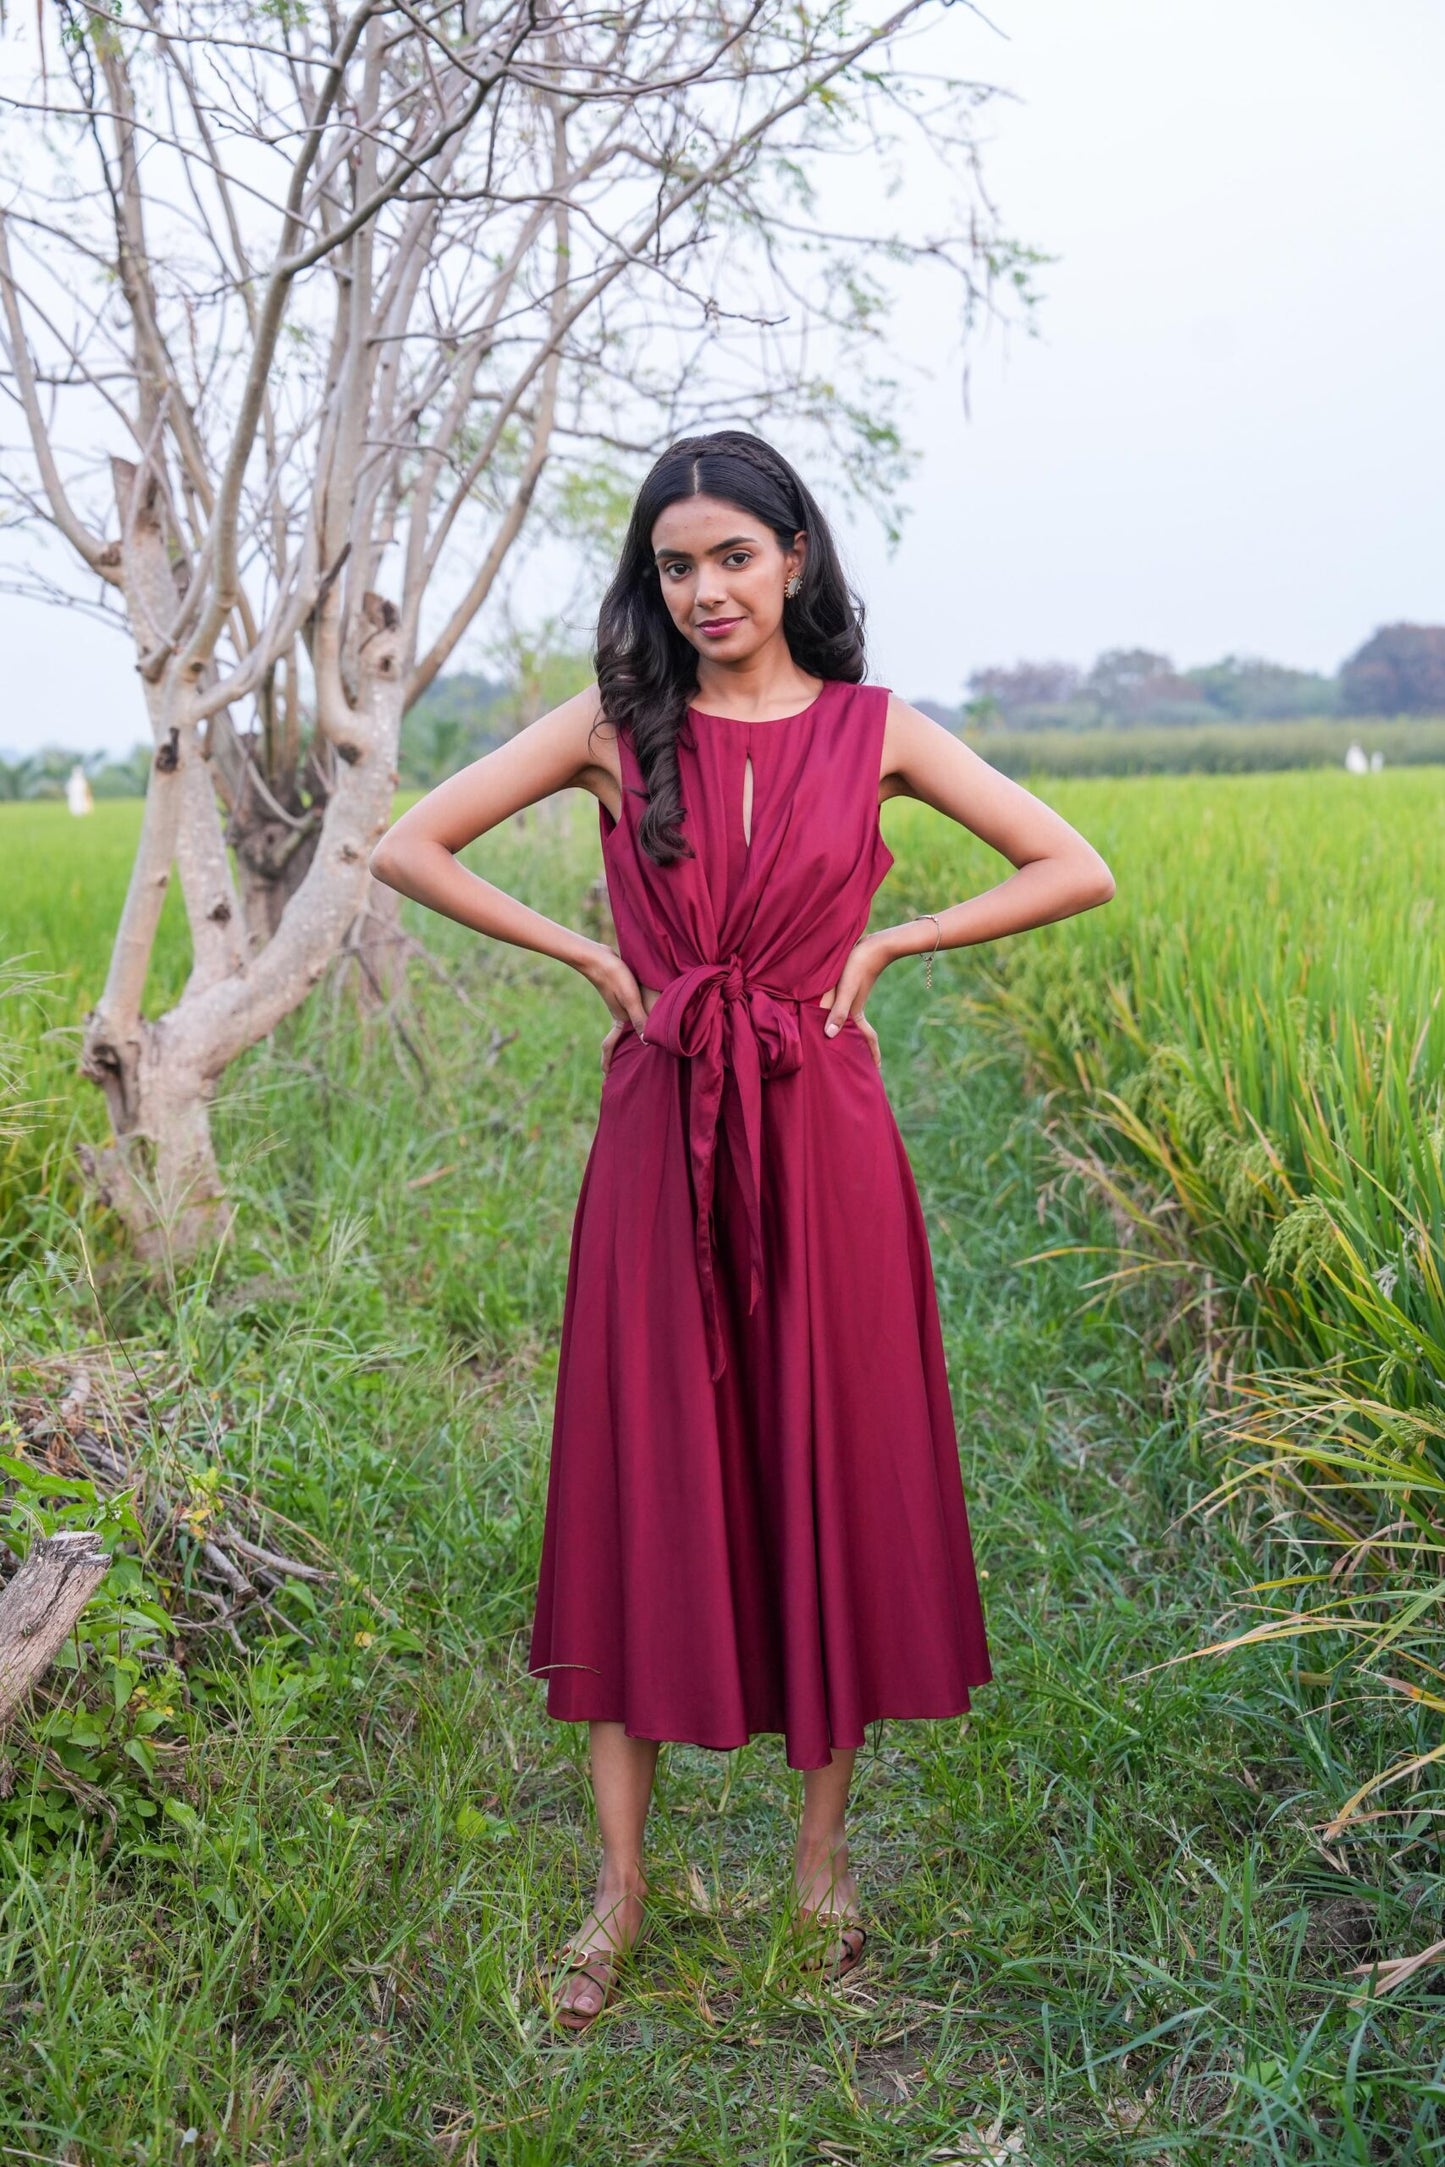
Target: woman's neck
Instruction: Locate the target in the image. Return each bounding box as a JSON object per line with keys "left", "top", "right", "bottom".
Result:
{"left": 692, "top": 641, "right": 823, "bottom": 720}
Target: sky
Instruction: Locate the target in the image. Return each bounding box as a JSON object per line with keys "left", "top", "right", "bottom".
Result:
{"left": 2, "top": 0, "right": 1441, "bottom": 753}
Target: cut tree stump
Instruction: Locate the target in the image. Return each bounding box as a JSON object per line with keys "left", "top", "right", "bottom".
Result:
{"left": 0, "top": 1531, "right": 111, "bottom": 1731}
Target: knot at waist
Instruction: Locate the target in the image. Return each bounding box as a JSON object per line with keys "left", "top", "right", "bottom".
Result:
{"left": 638, "top": 956, "right": 804, "bottom": 1382}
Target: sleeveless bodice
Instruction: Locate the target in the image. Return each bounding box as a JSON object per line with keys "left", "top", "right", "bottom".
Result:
{"left": 598, "top": 680, "right": 894, "bottom": 1380}
{"left": 600, "top": 679, "right": 893, "bottom": 996}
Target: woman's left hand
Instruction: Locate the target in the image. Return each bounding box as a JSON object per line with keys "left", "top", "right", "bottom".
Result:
{"left": 820, "top": 932, "right": 892, "bottom": 1070}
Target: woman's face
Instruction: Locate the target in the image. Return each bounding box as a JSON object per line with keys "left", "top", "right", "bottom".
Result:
{"left": 650, "top": 493, "right": 805, "bottom": 665}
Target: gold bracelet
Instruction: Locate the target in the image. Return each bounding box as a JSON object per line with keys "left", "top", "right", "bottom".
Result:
{"left": 919, "top": 914, "right": 943, "bottom": 990}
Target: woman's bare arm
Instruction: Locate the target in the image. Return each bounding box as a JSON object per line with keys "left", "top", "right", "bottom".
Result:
{"left": 368, "top": 685, "right": 646, "bottom": 1031}
{"left": 874, "top": 695, "right": 1115, "bottom": 961}
{"left": 819, "top": 697, "right": 1116, "bottom": 1036}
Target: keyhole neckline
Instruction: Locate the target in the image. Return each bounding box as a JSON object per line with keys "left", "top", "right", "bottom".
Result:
{"left": 687, "top": 686, "right": 826, "bottom": 728}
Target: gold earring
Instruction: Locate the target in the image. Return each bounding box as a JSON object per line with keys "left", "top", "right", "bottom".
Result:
{"left": 784, "top": 574, "right": 802, "bottom": 599}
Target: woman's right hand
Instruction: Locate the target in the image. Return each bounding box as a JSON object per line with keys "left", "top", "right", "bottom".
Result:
{"left": 582, "top": 945, "right": 651, "bottom": 1075}
{"left": 598, "top": 1017, "right": 629, "bottom": 1077}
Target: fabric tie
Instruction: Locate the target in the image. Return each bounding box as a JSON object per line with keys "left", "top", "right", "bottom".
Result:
{"left": 639, "top": 955, "right": 804, "bottom": 1382}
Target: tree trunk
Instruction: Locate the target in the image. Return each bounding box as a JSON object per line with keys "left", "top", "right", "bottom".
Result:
{"left": 231, "top": 807, "right": 323, "bottom": 949}
{"left": 77, "top": 1023, "right": 230, "bottom": 1259}
{"left": 212, "top": 712, "right": 330, "bottom": 952}
{"left": 80, "top": 579, "right": 404, "bottom": 1259}
{"left": 0, "top": 1531, "right": 111, "bottom": 1732}
{"left": 335, "top": 877, "right": 409, "bottom": 1009}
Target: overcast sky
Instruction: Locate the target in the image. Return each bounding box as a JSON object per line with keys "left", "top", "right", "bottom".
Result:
{"left": 3, "top": 0, "right": 1441, "bottom": 754}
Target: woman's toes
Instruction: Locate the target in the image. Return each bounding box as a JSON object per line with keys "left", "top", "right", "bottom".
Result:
{"left": 558, "top": 1952, "right": 613, "bottom": 2017}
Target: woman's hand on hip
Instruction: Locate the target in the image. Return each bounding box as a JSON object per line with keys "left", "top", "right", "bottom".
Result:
{"left": 599, "top": 1018, "right": 627, "bottom": 1077}
{"left": 582, "top": 944, "right": 661, "bottom": 1077}
{"left": 819, "top": 932, "right": 891, "bottom": 1070}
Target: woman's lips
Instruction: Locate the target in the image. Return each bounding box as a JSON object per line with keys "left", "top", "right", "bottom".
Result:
{"left": 697, "top": 616, "right": 743, "bottom": 638}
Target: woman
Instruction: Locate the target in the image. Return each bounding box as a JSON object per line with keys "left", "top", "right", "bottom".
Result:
{"left": 371, "top": 430, "right": 1114, "bottom": 2030}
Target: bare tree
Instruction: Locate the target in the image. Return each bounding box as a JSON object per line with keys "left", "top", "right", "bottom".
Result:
{"left": 0, "top": 0, "right": 1029, "bottom": 1257}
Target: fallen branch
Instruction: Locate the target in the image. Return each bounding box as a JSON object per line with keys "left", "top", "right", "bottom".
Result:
{"left": 11, "top": 1355, "right": 337, "bottom": 1652}
{"left": 0, "top": 1530, "right": 111, "bottom": 1731}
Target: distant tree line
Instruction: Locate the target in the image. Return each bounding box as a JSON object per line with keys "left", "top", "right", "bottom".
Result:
{"left": 394, "top": 642, "right": 596, "bottom": 787}
{"left": 395, "top": 673, "right": 514, "bottom": 789}
{"left": 932, "top": 623, "right": 1445, "bottom": 733}
{"left": 1, "top": 654, "right": 591, "bottom": 801}
{"left": 947, "top": 714, "right": 1445, "bottom": 782}
{"left": 0, "top": 745, "right": 152, "bottom": 801}
{"left": 10, "top": 624, "right": 1444, "bottom": 799}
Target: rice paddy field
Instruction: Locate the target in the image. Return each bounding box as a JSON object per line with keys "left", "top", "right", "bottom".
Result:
{"left": 959, "top": 716, "right": 1445, "bottom": 781}
{"left": 1, "top": 767, "right": 1443, "bottom": 2164}
{"left": 954, "top": 768, "right": 1445, "bottom": 1769}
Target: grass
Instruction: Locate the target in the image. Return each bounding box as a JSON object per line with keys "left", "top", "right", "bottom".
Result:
{"left": 0, "top": 802, "right": 193, "bottom": 1244}
{"left": 905, "top": 768, "right": 1445, "bottom": 1879}
{"left": 947, "top": 763, "right": 1445, "bottom": 1457}
{"left": 1, "top": 792, "right": 1443, "bottom": 2161}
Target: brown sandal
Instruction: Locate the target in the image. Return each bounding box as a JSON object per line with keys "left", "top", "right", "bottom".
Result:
{"left": 798, "top": 1912, "right": 869, "bottom": 1981}
{"left": 544, "top": 1920, "right": 647, "bottom": 2033}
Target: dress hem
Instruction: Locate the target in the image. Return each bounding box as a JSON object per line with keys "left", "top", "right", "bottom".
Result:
{"left": 532, "top": 1677, "right": 993, "bottom": 1772}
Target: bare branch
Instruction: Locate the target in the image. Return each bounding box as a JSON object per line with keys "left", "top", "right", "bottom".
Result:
{"left": 0, "top": 214, "right": 118, "bottom": 580}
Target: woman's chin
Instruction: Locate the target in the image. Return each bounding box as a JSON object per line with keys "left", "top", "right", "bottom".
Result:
{"left": 689, "top": 627, "right": 767, "bottom": 663}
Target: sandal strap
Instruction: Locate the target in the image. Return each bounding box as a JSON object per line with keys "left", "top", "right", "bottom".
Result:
{"left": 552, "top": 1942, "right": 620, "bottom": 1981}
{"left": 798, "top": 1914, "right": 868, "bottom": 1971}
{"left": 799, "top": 1907, "right": 865, "bottom": 1937}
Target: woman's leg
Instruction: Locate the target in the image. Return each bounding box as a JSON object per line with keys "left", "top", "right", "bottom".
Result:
{"left": 555, "top": 1720, "right": 659, "bottom": 2021}
{"left": 793, "top": 1745, "right": 862, "bottom": 1965}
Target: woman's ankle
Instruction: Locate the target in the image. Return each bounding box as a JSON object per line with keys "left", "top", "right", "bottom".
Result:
{"left": 794, "top": 1824, "right": 848, "bottom": 1870}
{"left": 595, "top": 1856, "right": 648, "bottom": 1902}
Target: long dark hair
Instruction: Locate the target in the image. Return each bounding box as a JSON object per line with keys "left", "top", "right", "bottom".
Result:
{"left": 594, "top": 431, "right": 867, "bottom": 867}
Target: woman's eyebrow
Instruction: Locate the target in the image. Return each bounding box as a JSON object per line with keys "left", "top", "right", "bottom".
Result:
{"left": 652, "top": 534, "right": 758, "bottom": 561}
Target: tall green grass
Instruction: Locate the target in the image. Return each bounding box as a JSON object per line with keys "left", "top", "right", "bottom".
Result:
{"left": 890, "top": 768, "right": 1445, "bottom": 1851}
{"left": 0, "top": 804, "right": 192, "bottom": 1244}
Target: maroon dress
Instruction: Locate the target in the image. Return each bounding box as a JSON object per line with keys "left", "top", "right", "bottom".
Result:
{"left": 527, "top": 678, "right": 992, "bottom": 1769}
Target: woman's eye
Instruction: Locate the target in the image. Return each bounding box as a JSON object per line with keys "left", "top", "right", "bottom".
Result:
{"left": 724, "top": 552, "right": 751, "bottom": 568}
{"left": 663, "top": 562, "right": 689, "bottom": 580}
